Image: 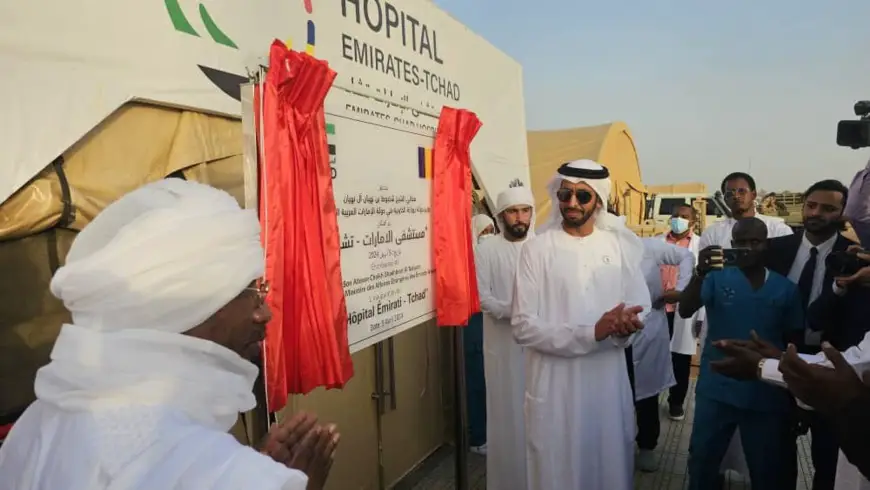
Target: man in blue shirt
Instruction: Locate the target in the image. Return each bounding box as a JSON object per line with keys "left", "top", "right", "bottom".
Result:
{"left": 679, "top": 217, "right": 804, "bottom": 489}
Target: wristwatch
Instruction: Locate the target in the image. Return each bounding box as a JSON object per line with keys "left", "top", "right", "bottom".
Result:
{"left": 756, "top": 358, "right": 766, "bottom": 380}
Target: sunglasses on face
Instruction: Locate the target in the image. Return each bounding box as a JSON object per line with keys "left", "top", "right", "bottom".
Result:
{"left": 556, "top": 188, "right": 593, "bottom": 205}
{"left": 724, "top": 188, "right": 750, "bottom": 198}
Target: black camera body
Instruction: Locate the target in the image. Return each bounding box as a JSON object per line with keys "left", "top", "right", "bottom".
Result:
{"left": 837, "top": 101, "right": 870, "bottom": 149}
{"left": 722, "top": 248, "right": 750, "bottom": 266}
{"left": 826, "top": 250, "right": 870, "bottom": 276}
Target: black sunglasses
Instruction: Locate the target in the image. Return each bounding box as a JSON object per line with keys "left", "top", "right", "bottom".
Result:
{"left": 556, "top": 188, "right": 593, "bottom": 205}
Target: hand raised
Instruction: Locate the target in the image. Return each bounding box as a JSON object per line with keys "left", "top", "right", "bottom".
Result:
{"left": 289, "top": 424, "right": 341, "bottom": 490}
{"left": 259, "top": 411, "right": 318, "bottom": 466}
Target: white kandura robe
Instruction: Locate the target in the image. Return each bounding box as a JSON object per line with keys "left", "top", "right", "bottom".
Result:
{"left": 634, "top": 238, "right": 694, "bottom": 401}
{"left": 477, "top": 234, "right": 528, "bottom": 490}
{"left": 512, "top": 229, "right": 652, "bottom": 490}
{"left": 697, "top": 214, "right": 794, "bottom": 479}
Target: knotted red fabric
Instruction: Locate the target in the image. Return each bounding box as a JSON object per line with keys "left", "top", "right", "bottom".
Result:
{"left": 432, "top": 107, "right": 483, "bottom": 327}
{"left": 257, "top": 40, "right": 353, "bottom": 412}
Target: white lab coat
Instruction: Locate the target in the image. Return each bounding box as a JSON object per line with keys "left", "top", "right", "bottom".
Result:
{"left": 476, "top": 234, "right": 528, "bottom": 490}
{"left": 653, "top": 233, "right": 704, "bottom": 356}
{"left": 512, "top": 228, "right": 651, "bottom": 490}
{"left": 634, "top": 238, "right": 695, "bottom": 400}
{"left": 697, "top": 214, "right": 794, "bottom": 478}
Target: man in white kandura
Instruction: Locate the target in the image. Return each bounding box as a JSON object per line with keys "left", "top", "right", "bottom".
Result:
{"left": 512, "top": 160, "right": 651, "bottom": 490}
{"left": 633, "top": 237, "right": 695, "bottom": 472}
{"left": 476, "top": 186, "right": 536, "bottom": 490}
{"left": 0, "top": 179, "right": 336, "bottom": 490}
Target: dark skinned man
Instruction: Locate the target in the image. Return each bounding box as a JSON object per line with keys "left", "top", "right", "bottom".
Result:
{"left": 680, "top": 217, "right": 803, "bottom": 490}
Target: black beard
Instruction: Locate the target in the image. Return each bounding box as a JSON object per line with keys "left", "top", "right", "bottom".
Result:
{"left": 561, "top": 207, "right": 593, "bottom": 228}
{"left": 804, "top": 218, "right": 840, "bottom": 236}
{"left": 505, "top": 223, "right": 529, "bottom": 239}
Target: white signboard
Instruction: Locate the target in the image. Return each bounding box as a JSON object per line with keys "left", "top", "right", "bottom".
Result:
{"left": 326, "top": 90, "right": 437, "bottom": 350}
{"left": 2, "top": 0, "right": 531, "bottom": 349}
{"left": 1, "top": 0, "right": 530, "bottom": 205}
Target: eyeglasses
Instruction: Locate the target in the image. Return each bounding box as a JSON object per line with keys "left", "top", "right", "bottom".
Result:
{"left": 724, "top": 188, "right": 751, "bottom": 198}
{"left": 556, "top": 188, "right": 593, "bottom": 205}
{"left": 245, "top": 280, "right": 270, "bottom": 305}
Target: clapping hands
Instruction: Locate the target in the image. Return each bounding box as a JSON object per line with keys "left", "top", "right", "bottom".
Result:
{"left": 594, "top": 303, "right": 644, "bottom": 341}
{"left": 259, "top": 412, "right": 340, "bottom": 490}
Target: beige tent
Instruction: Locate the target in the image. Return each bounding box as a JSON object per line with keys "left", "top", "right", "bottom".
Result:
{"left": 528, "top": 122, "right": 646, "bottom": 226}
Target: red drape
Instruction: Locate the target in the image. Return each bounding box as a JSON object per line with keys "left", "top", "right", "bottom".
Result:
{"left": 258, "top": 39, "right": 353, "bottom": 412}
{"left": 432, "top": 107, "right": 483, "bottom": 327}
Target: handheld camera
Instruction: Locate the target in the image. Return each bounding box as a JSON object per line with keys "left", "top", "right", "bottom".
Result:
{"left": 837, "top": 101, "right": 870, "bottom": 149}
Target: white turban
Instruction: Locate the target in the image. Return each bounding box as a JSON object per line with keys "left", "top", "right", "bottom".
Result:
{"left": 495, "top": 186, "right": 536, "bottom": 236}
{"left": 472, "top": 214, "right": 494, "bottom": 238}
{"left": 50, "top": 178, "right": 264, "bottom": 334}
{"left": 538, "top": 159, "right": 644, "bottom": 266}
{"left": 35, "top": 179, "right": 263, "bottom": 433}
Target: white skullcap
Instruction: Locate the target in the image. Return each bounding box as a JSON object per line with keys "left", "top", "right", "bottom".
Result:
{"left": 472, "top": 214, "right": 494, "bottom": 238}
{"left": 50, "top": 178, "right": 264, "bottom": 334}
{"left": 495, "top": 186, "right": 536, "bottom": 236}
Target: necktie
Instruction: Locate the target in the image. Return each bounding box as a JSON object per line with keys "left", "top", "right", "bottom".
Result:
{"left": 797, "top": 247, "right": 818, "bottom": 307}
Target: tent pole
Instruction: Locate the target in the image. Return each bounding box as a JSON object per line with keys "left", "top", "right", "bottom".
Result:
{"left": 453, "top": 326, "right": 469, "bottom": 490}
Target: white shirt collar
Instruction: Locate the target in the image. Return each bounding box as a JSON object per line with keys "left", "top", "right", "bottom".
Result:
{"left": 800, "top": 232, "right": 837, "bottom": 255}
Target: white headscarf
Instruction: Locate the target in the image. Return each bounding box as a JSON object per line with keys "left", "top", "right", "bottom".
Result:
{"left": 538, "top": 159, "right": 644, "bottom": 266}
{"left": 495, "top": 186, "right": 536, "bottom": 238}
{"left": 472, "top": 213, "right": 495, "bottom": 251}
{"left": 473, "top": 213, "right": 494, "bottom": 238}
{"left": 36, "top": 179, "right": 264, "bottom": 431}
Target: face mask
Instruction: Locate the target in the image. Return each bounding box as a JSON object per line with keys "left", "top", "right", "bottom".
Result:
{"left": 670, "top": 217, "right": 690, "bottom": 235}
{"left": 478, "top": 234, "right": 493, "bottom": 244}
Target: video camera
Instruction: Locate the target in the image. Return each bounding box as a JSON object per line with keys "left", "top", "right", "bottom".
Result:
{"left": 837, "top": 101, "right": 870, "bottom": 149}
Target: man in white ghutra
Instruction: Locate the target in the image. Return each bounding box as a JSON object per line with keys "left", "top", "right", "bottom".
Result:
{"left": 511, "top": 159, "right": 651, "bottom": 490}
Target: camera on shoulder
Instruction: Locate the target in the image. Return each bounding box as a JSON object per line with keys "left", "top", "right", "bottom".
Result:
{"left": 837, "top": 101, "right": 870, "bottom": 149}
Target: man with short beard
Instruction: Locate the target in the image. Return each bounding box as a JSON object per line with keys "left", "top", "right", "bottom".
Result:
{"left": 765, "top": 179, "right": 860, "bottom": 490}
{"left": 511, "top": 160, "right": 650, "bottom": 490}
{"left": 476, "top": 185, "right": 535, "bottom": 489}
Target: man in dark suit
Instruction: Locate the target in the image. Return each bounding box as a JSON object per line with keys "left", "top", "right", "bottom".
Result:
{"left": 764, "top": 179, "right": 858, "bottom": 490}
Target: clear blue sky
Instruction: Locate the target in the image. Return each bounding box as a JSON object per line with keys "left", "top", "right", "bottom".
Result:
{"left": 434, "top": 0, "right": 870, "bottom": 192}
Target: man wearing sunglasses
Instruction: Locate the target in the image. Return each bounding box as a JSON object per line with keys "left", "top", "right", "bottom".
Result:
{"left": 512, "top": 159, "right": 650, "bottom": 490}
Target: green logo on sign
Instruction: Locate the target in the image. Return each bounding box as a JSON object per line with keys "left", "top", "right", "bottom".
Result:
{"left": 164, "top": 0, "right": 238, "bottom": 48}
{"left": 163, "top": 0, "right": 246, "bottom": 100}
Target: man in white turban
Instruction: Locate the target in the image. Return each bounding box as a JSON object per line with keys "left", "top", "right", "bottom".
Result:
{"left": 512, "top": 160, "right": 651, "bottom": 490}
{"left": 472, "top": 213, "right": 495, "bottom": 249}
{"left": 0, "top": 179, "right": 337, "bottom": 490}
{"left": 476, "top": 185, "right": 535, "bottom": 489}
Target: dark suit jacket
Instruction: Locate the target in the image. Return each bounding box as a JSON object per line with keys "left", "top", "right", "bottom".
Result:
{"left": 764, "top": 232, "right": 869, "bottom": 351}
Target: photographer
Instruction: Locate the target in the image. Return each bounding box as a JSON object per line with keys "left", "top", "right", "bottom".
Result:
{"left": 679, "top": 217, "right": 803, "bottom": 490}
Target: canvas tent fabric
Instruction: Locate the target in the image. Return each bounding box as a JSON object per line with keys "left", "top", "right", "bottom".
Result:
{"left": 0, "top": 103, "right": 245, "bottom": 241}
{"left": 527, "top": 122, "right": 645, "bottom": 227}
{"left": 0, "top": 102, "right": 259, "bottom": 444}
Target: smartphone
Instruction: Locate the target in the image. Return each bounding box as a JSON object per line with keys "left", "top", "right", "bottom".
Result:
{"left": 722, "top": 248, "right": 750, "bottom": 267}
